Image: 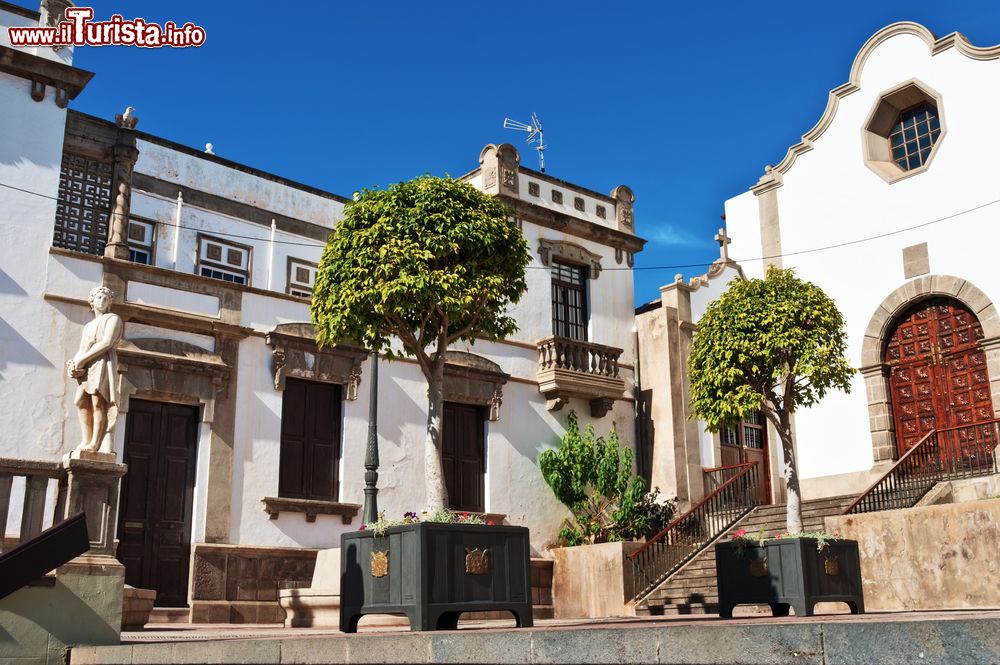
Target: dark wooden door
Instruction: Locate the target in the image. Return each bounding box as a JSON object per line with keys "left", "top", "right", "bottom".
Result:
{"left": 442, "top": 402, "right": 485, "bottom": 512}
{"left": 117, "top": 400, "right": 199, "bottom": 607}
{"left": 886, "top": 298, "right": 994, "bottom": 455}
{"left": 719, "top": 410, "right": 771, "bottom": 504}
{"left": 279, "top": 378, "right": 342, "bottom": 500}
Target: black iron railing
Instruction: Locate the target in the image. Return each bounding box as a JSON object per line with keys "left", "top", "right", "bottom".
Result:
{"left": 626, "top": 461, "right": 759, "bottom": 603}
{"left": 844, "top": 418, "right": 1000, "bottom": 515}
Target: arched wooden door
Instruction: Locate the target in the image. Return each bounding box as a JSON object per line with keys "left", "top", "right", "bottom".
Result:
{"left": 885, "top": 297, "right": 994, "bottom": 456}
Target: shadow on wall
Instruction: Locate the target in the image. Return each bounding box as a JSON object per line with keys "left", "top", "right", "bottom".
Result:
{"left": 0, "top": 317, "right": 53, "bottom": 379}
{"left": 637, "top": 388, "right": 654, "bottom": 485}
{"left": 0, "top": 267, "right": 27, "bottom": 296}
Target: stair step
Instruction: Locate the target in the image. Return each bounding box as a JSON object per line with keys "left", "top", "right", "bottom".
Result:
{"left": 638, "top": 496, "right": 855, "bottom": 614}
{"left": 148, "top": 607, "right": 190, "bottom": 624}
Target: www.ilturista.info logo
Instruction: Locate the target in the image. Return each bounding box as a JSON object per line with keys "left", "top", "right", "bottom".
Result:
{"left": 8, "top": 7, "right": 206, "bottom": 48}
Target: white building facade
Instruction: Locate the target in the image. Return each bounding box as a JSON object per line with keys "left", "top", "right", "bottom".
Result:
{"left": 0, "top": 2, "right": 644, "bottom": 622}
{"left": 640, "top": 22, "right": 1000, "bottom": 509}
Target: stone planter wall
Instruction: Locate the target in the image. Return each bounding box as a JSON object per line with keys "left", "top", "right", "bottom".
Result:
{"left": 190, "top": 543, "right": 317, "bottom": 623}
{"left": 826, "top": 498, "right": 1000, "bottom": 611}
{"left": 550, "top": 541, "right": 642, "bottom": 619}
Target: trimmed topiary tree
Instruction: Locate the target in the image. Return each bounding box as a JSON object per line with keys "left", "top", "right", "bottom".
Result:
{"left": 311, "top": 175, "right": 530, "bottom": 511}
{"left": 687, "top": 266, "right": 854, "bottom": 534}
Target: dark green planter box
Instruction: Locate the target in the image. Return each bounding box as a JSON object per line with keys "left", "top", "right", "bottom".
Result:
{"left": 340, "top": 522, "right": 533, "bottom": 632}
{"left": 715, "top": 538, "right": 865, "bottom": 618}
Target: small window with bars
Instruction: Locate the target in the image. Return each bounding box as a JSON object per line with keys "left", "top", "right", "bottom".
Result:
{"left": 127, "top": 218, "right": 155, "bottom": 265}
{"left": 551, "top": 260, "right": 588, "bottom": 341}
{"left": 197, "top": 234, "right": 251, "bottom": 285}
{"left": 889, "top": 103, "right": 941, "bottom": 172}
{"left": 287, "top": 258, "right": 317, "bottom": 298}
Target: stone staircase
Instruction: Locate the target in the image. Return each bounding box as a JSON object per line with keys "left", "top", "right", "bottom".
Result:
{"left": 634, "top": 495, "right": 854, "bottom": 616}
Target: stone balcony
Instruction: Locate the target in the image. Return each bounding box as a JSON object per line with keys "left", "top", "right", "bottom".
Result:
{"left": 535, "top": 336, "right": 625, "bottom": 417}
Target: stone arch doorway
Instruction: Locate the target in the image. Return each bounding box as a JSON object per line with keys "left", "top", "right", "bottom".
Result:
{"left": 860, "top": 276, "right": 1000, "bottom": 463}
{"left": 885, "top": 297, "right": 994, "bottom": 456}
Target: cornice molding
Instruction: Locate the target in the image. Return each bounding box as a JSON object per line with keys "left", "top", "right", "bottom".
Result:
{"left": 0, "top": 44, "right": 93, "bottom": 107}
{"left": 751, "top": 22, "right": 1000, "bottom": 193}
{"left": 500, "top": 194, "right": 646, "bottom": 255}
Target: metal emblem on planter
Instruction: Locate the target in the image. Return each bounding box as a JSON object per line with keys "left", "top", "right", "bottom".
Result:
{"left": 465, "top": 548, "right": 489, "bottom": 575}
{"left": 824, "top": 555, "right": 839, "bottom": 576}
{"left": 371, "top": 550, "right": 389, "bottom": 577}
{"left": 749, "top": 557, "right": 768, "bottom": 577}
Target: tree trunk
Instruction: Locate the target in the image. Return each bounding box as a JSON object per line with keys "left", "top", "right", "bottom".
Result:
{"left": 423, "top": 356, "right": 449, "bottom": 512}
{"left": 778, "top": 410, "right": 803, "bottom": 535}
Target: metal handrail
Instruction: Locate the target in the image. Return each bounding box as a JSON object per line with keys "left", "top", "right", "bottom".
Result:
{"left": 843, "top": 418, "right": 1000, "bottom": 515}
{"left": 703, "top": 463, "right": 753, "bottom": 496}
{"left": 625, "top": 461, "right": 759, "bottom": 603}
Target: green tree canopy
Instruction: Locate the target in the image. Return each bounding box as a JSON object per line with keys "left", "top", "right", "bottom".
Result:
{"left": 688, "top": 266, "right": 854, "bottom": 533}
{"left": 311, "top": 175, "right": 530, "bottom": 511}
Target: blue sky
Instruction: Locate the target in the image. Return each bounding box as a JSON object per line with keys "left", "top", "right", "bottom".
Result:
{"left": 66, "top": 1, "right": 1000, "bottom": 304}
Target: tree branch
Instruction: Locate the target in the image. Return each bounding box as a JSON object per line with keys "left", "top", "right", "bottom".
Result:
{"left": 447, "top": 293, "right": 490, "bottom": 344}
{"left": 388, "top": 313, "right": 431, "bottom": 377}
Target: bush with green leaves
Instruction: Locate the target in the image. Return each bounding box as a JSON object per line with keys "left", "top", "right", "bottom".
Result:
{"left": 539, "top": 412, "right": 653, "bottom": 546}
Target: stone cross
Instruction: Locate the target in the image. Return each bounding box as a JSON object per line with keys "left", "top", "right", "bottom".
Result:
{"left": 714, "top": 227, "right": 731, "bottom": 262}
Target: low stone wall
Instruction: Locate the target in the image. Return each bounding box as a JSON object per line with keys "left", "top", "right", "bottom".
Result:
{"left": 550, "top": 541, "right": 640, "bottom": 619}
{"left": 826, "top": 499, "right": 1000, "bottom": 611}
{"left": 190, "top": 543, "right": 317, "bottom": 623}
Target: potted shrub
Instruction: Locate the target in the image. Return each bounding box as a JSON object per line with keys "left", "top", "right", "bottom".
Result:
{"left": 688, "top": 267, "right": 864, "bottom": 617}
{"left": 539, "top": 413, "right": 676, "bottom": 617}
{"left": 311, "top": 176, "right": 533, "bottom": 631}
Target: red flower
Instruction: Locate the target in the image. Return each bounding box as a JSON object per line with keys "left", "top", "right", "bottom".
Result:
{"left": 486, "top": 520, "right": 495, "bottom": 526}
{"left": 359, "top": 524, "right": 367, "bottom": 531}
{"left": 732, "top": 529, "right": 747, "bottom": 539}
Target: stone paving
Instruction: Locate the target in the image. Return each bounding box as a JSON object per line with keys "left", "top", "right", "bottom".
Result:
{"left": 68, "top": 610, "right": 1000, "bottom": 664}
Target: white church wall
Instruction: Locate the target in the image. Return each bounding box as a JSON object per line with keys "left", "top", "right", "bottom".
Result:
{"left": 724, "top": 27, "right": 1000, "bottom": 490}
{"left": 724, "top": 191, "right": 765, "bottom": 279}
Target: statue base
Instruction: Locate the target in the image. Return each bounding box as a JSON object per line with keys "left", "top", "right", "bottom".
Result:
{"left": 64, "top": 449, "right": 117, "bottom": 464}
{"left": 59, "top": 456, "right": 127, "bottom": 557}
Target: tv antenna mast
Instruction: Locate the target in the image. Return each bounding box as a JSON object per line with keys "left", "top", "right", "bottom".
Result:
{"left": 503, "top": 113, "right": 546, "bottom": 172}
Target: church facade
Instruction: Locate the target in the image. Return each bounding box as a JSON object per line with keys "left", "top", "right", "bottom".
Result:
{"left": 640, "top": 22, "right": 1000, "bottom": 508}
{"left": 0, "top": 1, "right": 643, "bottom": 621}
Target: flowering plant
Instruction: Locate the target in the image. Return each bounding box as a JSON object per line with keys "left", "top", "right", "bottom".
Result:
{"left": 362, "top": 509, "right": 497, "bottom": 534}
{"left": 730, "top": 524, "right": 841, "bottom": 555}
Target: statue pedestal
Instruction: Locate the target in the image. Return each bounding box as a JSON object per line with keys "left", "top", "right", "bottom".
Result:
{"left": 59, "top": 456, "right": 127, "bottom": 557}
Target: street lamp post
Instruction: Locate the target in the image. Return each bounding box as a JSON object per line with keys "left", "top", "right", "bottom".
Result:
{"left": 361, "top": 351, "right": 379, "bottom": 524}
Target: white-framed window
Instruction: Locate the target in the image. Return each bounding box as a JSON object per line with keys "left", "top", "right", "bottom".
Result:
{"left": 287, "top": 258, "right": 317, "bottom": 298}
{"left": 197, "top": 234, "right": 251, "bottom": 285}
{"left": 127, "top": 217, "right": 155, "bottom": 265}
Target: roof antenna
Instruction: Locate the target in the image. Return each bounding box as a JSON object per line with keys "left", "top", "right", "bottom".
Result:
{"left": 503, "top": 112, "right": 546, "bottom": 172}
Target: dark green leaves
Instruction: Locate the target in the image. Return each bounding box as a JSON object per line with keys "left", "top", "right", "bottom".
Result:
{"left": 688, "top": 266, "right": 854, "bottom": 432}
{"left": 310, "top": 176, "right": 531, "bottom": 364}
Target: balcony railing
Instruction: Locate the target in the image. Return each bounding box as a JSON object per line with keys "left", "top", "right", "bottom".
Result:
{"left": 843, "top": 418, "right": 1000, "bottom": 515}
{"left": 0, "top": 458, "right": 65, "bottom": 552}
{"left": 535, "top": 336, "right": 625, "bottom": 417}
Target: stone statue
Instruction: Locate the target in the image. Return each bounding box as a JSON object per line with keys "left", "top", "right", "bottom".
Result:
{"left": 67, "top": 285, "right": 123, "bottom": 456}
